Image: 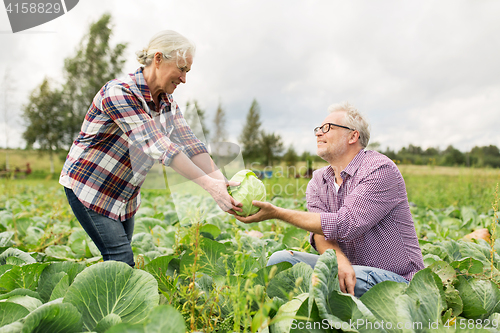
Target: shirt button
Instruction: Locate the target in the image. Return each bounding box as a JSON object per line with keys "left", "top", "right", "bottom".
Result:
{"left": 122, "top": 200, "right": 126, "bottom": 203}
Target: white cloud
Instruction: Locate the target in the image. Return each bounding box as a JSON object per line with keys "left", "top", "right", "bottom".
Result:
{"left": 1, "top": 0, "right": 499, "bottom": 155}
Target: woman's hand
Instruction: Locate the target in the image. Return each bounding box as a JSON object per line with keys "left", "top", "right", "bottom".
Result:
{"left": 206, "top": 178, "right": 243, "bottom": 213}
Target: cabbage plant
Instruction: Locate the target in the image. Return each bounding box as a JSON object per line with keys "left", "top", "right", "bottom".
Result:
{"left": 228, "top": 170, "right": 266, "bottom": 217}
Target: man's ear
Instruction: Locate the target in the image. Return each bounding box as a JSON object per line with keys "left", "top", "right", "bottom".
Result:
{"left": 348, "top": 131, "right": 360, "bottom": 144}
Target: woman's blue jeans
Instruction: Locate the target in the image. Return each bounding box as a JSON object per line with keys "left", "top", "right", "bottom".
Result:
{"left": 64, "top": 187, "right": 135, "bottom": 267}
{"left": 267, "top": 250, "right": 408, "bottom": 298}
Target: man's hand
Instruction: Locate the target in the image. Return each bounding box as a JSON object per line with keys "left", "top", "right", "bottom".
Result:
{"left": 337, "top": 255, "right": 356, "bottom": 296}
{"left": 228, "top": 200, "right": 279, "bottom": 223}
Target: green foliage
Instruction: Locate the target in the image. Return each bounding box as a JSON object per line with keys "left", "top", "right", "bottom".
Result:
{"left": 0, "top": 179, "right": 500, "bottom": 332}
{"left": 61, "top": 13, "right": 128, "bottom": 147}
{"left": 239, "top": 99, "right": 263, "bottom": 164}
{"left": 383, "top": 144, "right": 500, "bottom": 168}
{"left": 183, "top": 100, "right": 210, "bottom": 142}
{"left": 260, "top": 131, "right": 284, "bottom": 167}
{"left": 22, "top": 79, "right": 64, "bottom": 174}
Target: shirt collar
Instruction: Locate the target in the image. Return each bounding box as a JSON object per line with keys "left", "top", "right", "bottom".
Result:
{"left": 342, "top": 149, "right": 366, "bottom": 177}
{"left": 132, "top": 67, "right": 175, "bottom": 108}
{"left": 322, "top": 149, "right": 366, "bottom": 183}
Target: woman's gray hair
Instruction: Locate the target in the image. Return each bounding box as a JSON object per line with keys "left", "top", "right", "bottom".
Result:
{"left": 328, "top": 101, "right": 371, "bottom": 148}
{"left": 136, "top": 30, "right": 196, "bottom": 66}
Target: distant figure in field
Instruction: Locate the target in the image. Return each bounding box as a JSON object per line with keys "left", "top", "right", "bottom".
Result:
{"left": 60, "top": 30, "right": 241, "bottom": 267}
{"left": 231, "top": 102, "right": 424, "bottom": 297}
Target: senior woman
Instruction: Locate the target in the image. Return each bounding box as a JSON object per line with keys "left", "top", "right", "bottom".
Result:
{"left": 60, "top": 30, "right": 241, "bottom": 267}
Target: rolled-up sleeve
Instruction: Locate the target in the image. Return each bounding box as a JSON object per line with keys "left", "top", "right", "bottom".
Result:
{"left": 169, "top": 103, "right": 208, "bottom": 159}
{"left": 306, "top": 179, "right": 329, "bottom": 251}
{"left": 320, "top": 164, "right": 402, "bottom": 242}
{"left": 102, "top": 84, "right": 182, "bottom": 165}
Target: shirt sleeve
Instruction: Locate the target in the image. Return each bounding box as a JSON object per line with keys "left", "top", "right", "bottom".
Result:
{"left": 101, "top": 83, "right": 182, "bottom": 166}
{"left": 320, "top": 163, "right": 402, "bottom": 242}
{"left": 305, "top": 179, "right": 329, "bottom": 251}
{"left": 169, "top": 103, "right": 209, "bottom": 158}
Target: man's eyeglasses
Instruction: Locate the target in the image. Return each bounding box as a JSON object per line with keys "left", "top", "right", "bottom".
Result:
{"left": 313, "top": 123, "right": 355, "bottom": 135}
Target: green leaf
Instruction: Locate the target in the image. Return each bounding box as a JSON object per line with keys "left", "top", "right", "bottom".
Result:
{"left": 63, "top": 261, "right": 159, "bottom": 332}
{"left": 269, "top": 293, "right": 309, "bottom": 333}
{"left": 254, "top": 261, "right": 293, "bottom": 288}
{"left": 21, "top": 300, "right": 82, "bottom": 333}
{"left": 309, "top": 249, "right": 356, "bottom": 331}
{"left": 428, "top": 260, "right": 457, "bottom": 286}
{"left": 143, "top": 255, "right": 178, "bottom": 293}
{"left": 0, "top": 321, "right": 23, "bottom": 333}
{"left": 358, "top": 280, "right": 407, "bottom": 330}
{"left": 282, "top": 228, "right": 308, "bottom": 249}
{"left": 444, "top": 285, "right": 463, "bottom": 318}
{"left": 404, "top": 268, "right": 447, "bottom": 325}
{"left": 290, "top": 296, "right": 334, "bottom": 333}
{"left": 0, "top": 289, "right": 42, "bottom": 301}
{"left": 0, "top": 263, "right": 48, "bottom": 293}
{"left": 0, "top": 248, "right": 36, "bottom": 265}
{"left": 105, "top": 305, "right": 186, "bottom": 333}
{"left": 451, "top": 257, "right": 484, "bottom": 275}
{"left": 49, "top": 273, "right": 70, "bottom": 302}
{"left": 150, "top": 225, "right": 175, "bottom": 249}
{"left": 180, "top": 238, "right": 229, "bottom": 275}
{"left": 44, "top": 245, "right": 76, "bottom": 259}
{"left": 134, "top": 217, "right": 166, "bottom": 234}
{"left": 267, "top": 262, "right": 311, "bottom": 300}
{"left": 5, "top": 295, "right": 42, "bottom": 312}
{"left": 37, "top": 262, "right": 85, "bottom": 302}
{"left": 0, "top": 302, "right": 29, "bottom": 327}
{"left": 200, "top": 223, "right": 221, "bottom": 239}
{"left": 94, "top": 313, "right": 122, "bottom": 333}
{"left": 131, "top": 232, "right": 156, "bottom": 253}
{"left": 455, "top": 275, "right": 500, "bottom": 319}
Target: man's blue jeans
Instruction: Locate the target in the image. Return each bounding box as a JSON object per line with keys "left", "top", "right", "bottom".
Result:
{"left": 267, "top": 250, "right": 408, "bottom": 298}
{"left": 64, "top": 187, "right": 135, "bottom": 267}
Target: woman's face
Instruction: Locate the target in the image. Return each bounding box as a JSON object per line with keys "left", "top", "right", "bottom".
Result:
{"left": 157, "top": 54, "right": 193, "bottom": 95}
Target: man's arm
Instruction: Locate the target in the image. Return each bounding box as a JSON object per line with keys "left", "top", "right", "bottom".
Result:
{"left": 232, "top": 201, "right": 323, "bottom": 234}
{"left": 314, "top": 234, "right": 356, "bottom": 296}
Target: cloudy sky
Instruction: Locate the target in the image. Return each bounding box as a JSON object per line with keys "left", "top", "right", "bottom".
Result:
{"left": 1, "top": 0, "right": 499, "bottom": 155}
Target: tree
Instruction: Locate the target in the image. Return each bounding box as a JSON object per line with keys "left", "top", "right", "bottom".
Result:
{"left": 259, "top": 131, "right": 284, "bottom": 167}
{"left": 183, "top": 100, "right": 209, "bottom": 143}
{"left": 210, "top": 101, "right": 228, "bottom": 166}
{"left": 61, "top": 13, "right": 127, "bottom": 147}
{"left": 239, "top": 99, "right": 262, "bottom": 165}
{"left": 442, "top": 145, "right": 465, "bottom": 166}
{"left": 283, "top": 145, "right": 298, "bottom": 167}
{"left": 212, "top": 102, "right": 227, "bottom": 143}
{"left": 22, "top": 79, "right": 64, "bottom": 173}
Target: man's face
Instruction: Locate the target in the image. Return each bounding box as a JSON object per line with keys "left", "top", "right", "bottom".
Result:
{"left": 316, "top": 112, "right": 350, "bottom": 162}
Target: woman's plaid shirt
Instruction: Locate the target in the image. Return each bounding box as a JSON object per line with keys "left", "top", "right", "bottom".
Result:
{"left": 60, "top": 68, "right": 208, "bottom": 221}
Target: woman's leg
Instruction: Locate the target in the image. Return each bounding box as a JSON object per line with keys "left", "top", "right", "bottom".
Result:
{"left": 65, "top": 187, "right": 135, "bottom": 267}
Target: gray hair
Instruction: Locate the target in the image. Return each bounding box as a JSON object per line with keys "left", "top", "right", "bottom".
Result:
{"left": 136, "top": 30, "right": 196, "bottom": 66}
{"left": 328, "top": 101, "right": 370, "bottom": 148}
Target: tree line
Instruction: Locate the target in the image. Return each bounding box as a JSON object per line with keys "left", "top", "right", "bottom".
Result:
{"left": 377, "top": 144, "right": 500, "bottom": 168}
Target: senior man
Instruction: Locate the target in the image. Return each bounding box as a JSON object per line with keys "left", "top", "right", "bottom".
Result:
{"left": 232, "top": 102, "right": 424, "bottom": 297}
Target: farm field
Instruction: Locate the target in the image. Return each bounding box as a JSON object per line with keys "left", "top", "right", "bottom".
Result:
{"left": 0, "top": 164, "right": 500, "bottom": 332}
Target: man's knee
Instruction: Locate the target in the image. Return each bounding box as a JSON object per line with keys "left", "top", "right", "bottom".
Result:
{"left": 267, "top": 250, "right": 295, "bottom": 266}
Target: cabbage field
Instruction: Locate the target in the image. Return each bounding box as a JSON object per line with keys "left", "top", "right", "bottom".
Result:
{"left": 0, "top": 176, "right": 500, "bottom": 332}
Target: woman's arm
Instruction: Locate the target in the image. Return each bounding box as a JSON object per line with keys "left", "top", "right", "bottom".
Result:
{"left": 169, "top": 152, "right": 241, "bottom": 212}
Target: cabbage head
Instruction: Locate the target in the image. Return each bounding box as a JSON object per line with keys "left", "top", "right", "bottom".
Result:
{"left": 228, "top": 170, "right": 266, "bottom": 216}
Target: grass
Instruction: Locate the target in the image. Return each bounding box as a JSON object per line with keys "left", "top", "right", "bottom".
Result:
{"left": 1, "top": 149, "right": 499, "bottom": 214}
